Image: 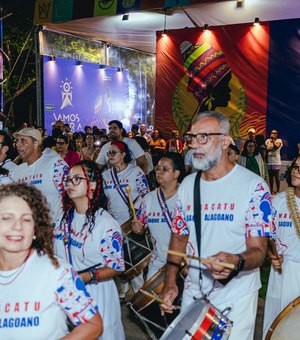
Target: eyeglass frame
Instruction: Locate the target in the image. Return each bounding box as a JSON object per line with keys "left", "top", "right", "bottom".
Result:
{"left": 63, "top": 176, "right": 87, "bottom": 186}
{"left": 183, "top": 132, "right": 226, "bottom": 145}
{"left": 107, "top": 150, "right": 122, "bottom": 157}
{"left": 154, "top": 165, "right": 175, "bottom": 173}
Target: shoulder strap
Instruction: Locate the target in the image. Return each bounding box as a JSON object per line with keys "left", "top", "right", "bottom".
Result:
{"left": 194, "top": 171, "right": 202, "bottom": 279}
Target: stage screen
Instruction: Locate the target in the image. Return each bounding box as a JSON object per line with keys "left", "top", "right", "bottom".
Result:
{"left": 43, "top": 56, "right": 129, "bottom": 134}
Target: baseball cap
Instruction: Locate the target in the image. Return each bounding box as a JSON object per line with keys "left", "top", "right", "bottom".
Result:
{"left": 248, "top": 128, "right": 256, "bottom": 134}
{"left": 13, "top": 128, "right": 42, "bottom": 142}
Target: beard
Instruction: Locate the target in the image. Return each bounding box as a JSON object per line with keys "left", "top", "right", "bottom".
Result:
{"left": 192, "top": 144, "right": 223, "bottom": 171}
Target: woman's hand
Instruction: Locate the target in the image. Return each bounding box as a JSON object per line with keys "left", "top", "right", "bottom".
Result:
{"left": 269, "top": 254, "right": 283, "bottom": 271}
{"left": 131, "top": 219, "right": 144, "bottom": 234}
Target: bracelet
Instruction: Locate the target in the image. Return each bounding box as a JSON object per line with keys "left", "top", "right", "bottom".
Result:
{"left": 89, "top": 270, "right": 97, "bottom": 284}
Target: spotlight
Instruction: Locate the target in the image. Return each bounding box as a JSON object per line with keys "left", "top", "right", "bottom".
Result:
{"left": 99, "top": 64, "right": 106, "bottom": 69}
{"left": 51, "top": 55, "right": 56, "bottom": 62}
{"left": 161, "top": 10, "right": 168, "bottom": 37}
{"left": 204, "top": 24, "right": 209, "bottom": 31}
{"left": 77, "top": 60, "right": 83, "bottom": 67}
{"left": 236, "top": 0, "right": 243, "bottom": 8}
{"left": 122, "top": 14, "right": 129, "bottom": 21}
{"left": 117, "top": 66, "right": 123, "bottom": 72}
{"left": 254, "top": 17, "right": 260, "bottom": 27}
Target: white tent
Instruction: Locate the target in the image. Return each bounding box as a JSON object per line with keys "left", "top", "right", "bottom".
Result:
{"left": 44, "top": 0, "right": 300, "bottom": 53}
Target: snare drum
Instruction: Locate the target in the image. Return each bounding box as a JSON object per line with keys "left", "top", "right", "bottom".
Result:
{"left": 160, "top": 298, "right": 232, "bottom": 340}
{"left": 128, "top": 265, "right": 185, "bottom": 339}
{"left": 266, "top": 296, "right": 300, "bottom": 339}
{"left": 121, "top": 221, "right": 153, "bottom": 281}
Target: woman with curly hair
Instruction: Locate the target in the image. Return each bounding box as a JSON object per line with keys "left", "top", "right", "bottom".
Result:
{"left": 54, "top": 160, "right": 125, "bottom": 340}
{"left": 263, "top": 155, "right": 300, "bottom": 337}
{"left": 0, "top": 183, "right": 102, "bottom": 339}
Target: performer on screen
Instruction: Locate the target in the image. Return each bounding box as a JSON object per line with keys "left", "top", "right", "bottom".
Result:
{"left": 161, "top": 111, "right": 271, "bottom": 339}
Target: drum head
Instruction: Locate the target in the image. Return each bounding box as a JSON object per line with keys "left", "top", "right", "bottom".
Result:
{"left": 267, "top": 297, "right": 300, "bottom": 339}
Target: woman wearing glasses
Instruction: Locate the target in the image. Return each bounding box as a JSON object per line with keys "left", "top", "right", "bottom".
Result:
{"left": 238, "top": 140, "right": 266, "bottom": 179}
{"left": 56, "top": 134, "right": 81, "bottom": 168}
{"left": 132, "top": 152, "right": 186, "bottom": 279}
{"left": 53, "top": 160, "right": 125, "bottom": 340}
{"left": 263, "top": 156, "right": 300, "bottom": 337}
{"left": 102, "top": 141, "right": 150, "bottom": 299}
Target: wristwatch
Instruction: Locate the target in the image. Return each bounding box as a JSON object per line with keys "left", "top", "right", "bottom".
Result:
{"left": 234, "top": 254, "right": 245, "bottom": 276}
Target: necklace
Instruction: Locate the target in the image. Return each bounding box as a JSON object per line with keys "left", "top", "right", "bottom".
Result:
{"left": 286, "top": 187, "right": 300, "bottom": 240}
{"left": 0, "top": 249, "right": 32, "bottom": 285}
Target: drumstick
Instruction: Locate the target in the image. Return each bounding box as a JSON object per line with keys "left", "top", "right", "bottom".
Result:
{"left": 125, "top": 185, "right": 137, "bottom": 220}
{"left": 268, "top": 239, "right": 282, "bottom": 274}
{"left": 139, "top": 289, "right": 180, "bottom": 310}
{"left": 166, "top": 249, "right": 236, "bottom": 270}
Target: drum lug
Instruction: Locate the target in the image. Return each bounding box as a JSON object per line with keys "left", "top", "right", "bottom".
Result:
{"left": 221, "top": 306, "right": 232, "bottom": 317}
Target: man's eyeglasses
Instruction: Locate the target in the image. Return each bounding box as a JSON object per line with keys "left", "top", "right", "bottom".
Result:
{"left": 155, "top": 166, "right": 174, "bottom": 173}
{"left": 64, "top": 176, "right": 87, "bottom": 186}
{"left": 56, "top": 141, "right": 66, "bottom": 145}
{"left": 107, "top": 150, "right": 121, "bottom": 157}
{"left": 291, "top": 165, "right": 300, "bottom": 174}
{"left": 183, "top": 133, "right": 225, "bottom": 145}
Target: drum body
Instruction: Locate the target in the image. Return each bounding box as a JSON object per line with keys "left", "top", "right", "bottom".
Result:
{"left": 160, "top": 298, "right": 232, "bottom": 340}
{"left": 266, "top": 296, "right": 300, "bottom": 339}
{"left": 128, "top": 266, "right": 185, "bottom": 339}
{"left": 121, "top": 220, "right": 153, "bottom": 281}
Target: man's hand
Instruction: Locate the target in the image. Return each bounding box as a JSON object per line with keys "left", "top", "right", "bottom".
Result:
{"left": 131, "top": 219, "right": 144, "bottom": 234}
{"left": 160, "top": 282, "right": 179, "bottom": 315}
{"left": 205, "top": 252, "right": 239, "bottom": 280}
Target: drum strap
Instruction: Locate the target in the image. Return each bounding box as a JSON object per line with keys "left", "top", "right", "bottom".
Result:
{"left": 63, "top": 208, "right": 75, "bottom": 266}
{"left": 111, "top": 167, "right": 130, "bottom": 208}
{"left": 157, "top": 187, "right": 173, "bottom": 230}
{"left": 194, "top": 171, "right": 203, "bottom": 281}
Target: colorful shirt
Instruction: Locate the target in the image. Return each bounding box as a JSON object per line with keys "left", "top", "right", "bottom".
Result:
{"left": 0, "top": 251, "right": 98, "bottom": 340}
{"left": 102, "top": 164, "right": 150, "bottom": 225}
{"left": 12, "top": 148, "right": 69, "bottom": 222}
{"left": 172, "top": 165, "right": 271, "bottom": 306}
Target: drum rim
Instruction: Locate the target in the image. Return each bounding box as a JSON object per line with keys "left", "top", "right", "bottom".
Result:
{"left": 121, "top": 252, "right": 152, "bottom": 280}
{"left": 131, "top": 266, "right": 166, "bottom": 308}
{"left": 266, "top": 296, "right": 300, "bottom": 339}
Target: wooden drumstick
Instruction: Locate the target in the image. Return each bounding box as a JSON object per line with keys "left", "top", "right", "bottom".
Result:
{"left": 125, "top": 185, "right": 137, "bottom": 220}
{"left": 166, "top": 249, "right": 236, "bottom": 270}
{"left": 139, "top": 289, "right": 180, "bottom": 310}
{"left": 268, "top": 239, "right": 282, "bottom": 274}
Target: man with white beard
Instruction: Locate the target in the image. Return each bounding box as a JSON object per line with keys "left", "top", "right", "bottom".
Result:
{"left": 161, "top": 111, "right": 271, "bottom": 340}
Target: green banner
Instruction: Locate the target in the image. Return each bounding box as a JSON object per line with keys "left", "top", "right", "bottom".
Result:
{"left": 52, "top": 0, "right": 73, "bottom": 22}
{"left": 94, "top": 0, "right": 117, "bottom": 16}
{"left": 164, "top": 0, "right": 192, "bottom": 7}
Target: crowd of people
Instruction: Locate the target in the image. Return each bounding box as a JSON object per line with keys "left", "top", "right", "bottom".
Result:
{"left": 0, "top": 113, "right": 299, "bottom": 339}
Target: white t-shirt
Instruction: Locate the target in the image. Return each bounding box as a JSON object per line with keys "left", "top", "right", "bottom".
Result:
{"left": 172, "top": 165, "right": 272, "bottom": 306}
{"left": 53, "top": 208, "right": 125, "bottom": 340}
{"left": 96, "top": 137, "right": 145, "bottom": 166}
{"left": 272, "top": 191, "right": 300, "bottom": 262}
{"left": 0, "top": 159, "right": 17, "bottom": 177}
{"left": 12, "top": 149, "right": 69, "bottom": 222}
{"left": 0, "top": 251, "right": 98, "bottom": 340}
{"left": 137, "top": 188, "right": 178, "bottom": 278}
{"left": 265, "top": 138, "right": 283, "bottom": 166}
{"left": 102, "top": 164, "right": 150, "bottom": 225}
